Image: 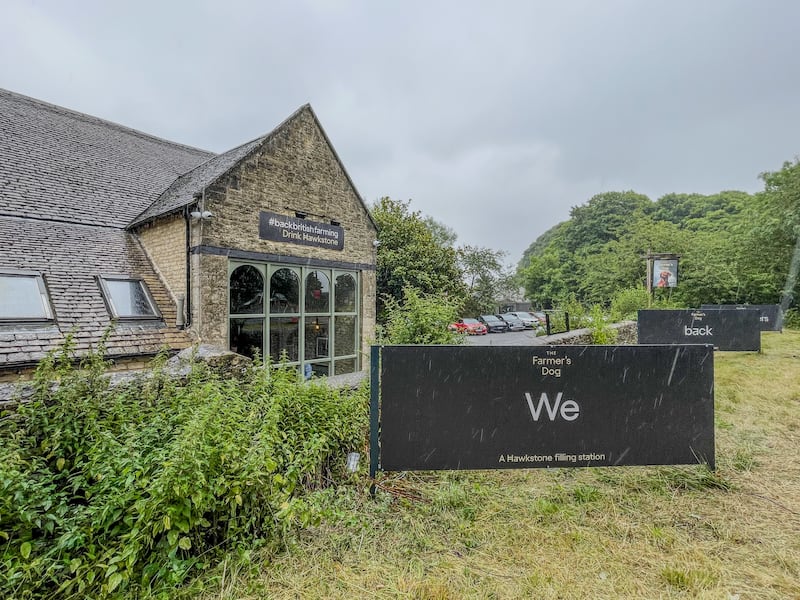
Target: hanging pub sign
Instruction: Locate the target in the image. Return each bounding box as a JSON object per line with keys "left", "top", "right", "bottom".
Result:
{"left": 700, "top": 304, "right": 783, "bottom": 332}
{"left": 653, "top": 258, "right": 678, "bottom": 288}
{"left": 638, "top": 309, "right": 761, "bottom": 351}
{"left": 259, "top": 210, "right": 344, "bottom": 250}
{"left": 370, "top": 344, "right": 715, "bottom": 476}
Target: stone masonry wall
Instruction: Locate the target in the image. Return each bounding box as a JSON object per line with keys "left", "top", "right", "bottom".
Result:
{"left": 194, "top": 107, "right": 378, "bottom": 358}
{"left": 194, "top": 253, "right": 229, "bottom": 347}
{"left": 136, "top": 213, "right": 186, "bottom": 309}
{"left": 545, "top": 321, "right": 638, "bottom": 346}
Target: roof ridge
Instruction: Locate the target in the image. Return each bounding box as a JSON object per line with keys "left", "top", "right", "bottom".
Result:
{"left": 0, "top": 87, "right": 214, "bottom": 158}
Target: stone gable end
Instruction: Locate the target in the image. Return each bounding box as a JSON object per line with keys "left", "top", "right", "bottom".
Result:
{"left": 199, "top": 108, "right": 376, "bottom": 262}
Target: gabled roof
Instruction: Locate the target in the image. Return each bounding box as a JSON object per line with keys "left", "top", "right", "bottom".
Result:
{"left": 129, "top": 104, "right": 377, "bottom": 230}
{"left": 0, "top": 88, "right": 213, "bottom": 228}
{"left": 129, "top": 132, "right": 269, "bottom": 227}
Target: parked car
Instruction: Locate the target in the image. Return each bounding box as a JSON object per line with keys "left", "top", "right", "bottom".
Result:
{"left": 448, "top": 318, "right": 488, "bottom": 335}
{"left": 497, "top": 313, "right": 526, "bottom": 331}
{"left": 532, "top": 311, "right": 548, "bottom": 325}
{"left": 507, "top": 311, "right": 538, "bottom": 328}
{"left": 477, "top": 314, "right": 509, "bottom": 333}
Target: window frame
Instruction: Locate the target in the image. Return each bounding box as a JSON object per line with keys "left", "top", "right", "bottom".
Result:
{"left": 0, "top": 270, "right": 54, "bottom": 323}
{"left": 228, "top": 261, "right": 360, "bottom": 374}
{"left": 97, "top": 275, "right": 162, "bottom": 320}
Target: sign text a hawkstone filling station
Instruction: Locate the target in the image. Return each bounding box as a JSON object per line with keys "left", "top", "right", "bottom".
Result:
{"left": 370, "top": 345, "right": 715, "bottom": 477}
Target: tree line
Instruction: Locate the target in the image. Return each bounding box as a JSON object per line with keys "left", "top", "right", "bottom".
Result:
{"left": 368, "top": 158, "right": 800, "bottom": 327}
{"left": 516, "top": 159, "right": 800, "bottom": 311}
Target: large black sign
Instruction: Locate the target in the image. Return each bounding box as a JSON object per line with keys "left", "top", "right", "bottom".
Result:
{"left": 259, "top": 211, "right": 344, "bottom": 250}
{"left": 378, "top": 345, "right": 715, "bottom": 472}
{"left": 638, "top": 309, "right": 761, "bottom": 351}
{"left": 701, "top": 304, "right": 782, "bottom": 332}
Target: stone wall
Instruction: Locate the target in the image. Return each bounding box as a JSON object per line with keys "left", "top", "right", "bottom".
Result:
{"left": 544, "top": 321, "right": 638, "bottom": 345}
{"left": 136, "top": 213, "right": 187, "bottom": 307}
{"left": 192, "top": 107, "right": 378, "bottom": 359}
{"left": 198, "top": 108, "right": 376, "bottom": 266}
{"left": 195, "top": 253, "right": 228, "bottom": 346}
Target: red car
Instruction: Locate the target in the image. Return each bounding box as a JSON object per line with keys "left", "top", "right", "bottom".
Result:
{"left": 448, "top": 318, "right": 488, "bottom": 335}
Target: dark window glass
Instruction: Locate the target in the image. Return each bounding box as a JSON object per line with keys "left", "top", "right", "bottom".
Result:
{"left": 334, "top": 273, "right": 356, "bottom": 312}
{"left": 334, "top": 315, "right": 356, "bottom": 357}
{"left": 305, "top": 316, "right": 330, "bottom": 359}
{"left": 0, "top": 275, "right": 51, "bottom": 320}
{"left": 230, "top": 265, "right": 263, "bottom": 314}
{"left": 305, "top": 271, "right": 330, "bottom": 313}
{"left": 270, "top": 269, "right": 300, "bottom": 313}
{"left": 104, "top": 279, "right": 158, "bottom": 317}
{"left": 229, "top": 318, "right": 263, "bottom": 359}
{"left": 270, "top": 317, "right": 299, "bottom": 362}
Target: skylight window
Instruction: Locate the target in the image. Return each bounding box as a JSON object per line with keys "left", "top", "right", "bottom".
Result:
{"left": 0, "top": 272, "right": 54, "bottom": 321}
{"left": 99, "top": 276, "right": 160, "bottom": 319}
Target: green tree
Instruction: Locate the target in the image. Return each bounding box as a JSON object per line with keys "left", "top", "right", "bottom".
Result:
{"left": 458, "top": 245, "right": 511, "bottom": 315}
{"left": 735, "top": 160, "right": 800, "bottom": 305}
{"left": 422, "top": 215, "right": 458, "bottom": 247}
{"left": 371, "top": 197, "right": 466, "bottom": 319}
{"left": 562, "top": 191, "right": 652, "bottom": 253}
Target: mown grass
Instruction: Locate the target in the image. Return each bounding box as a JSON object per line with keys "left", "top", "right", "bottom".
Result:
{"left": 191, "top": 331, "right": 800, "bottom": 599}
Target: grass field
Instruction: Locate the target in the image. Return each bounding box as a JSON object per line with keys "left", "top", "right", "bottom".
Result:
{"left": 194, "top": 332, "right": 800, "bottom": 599}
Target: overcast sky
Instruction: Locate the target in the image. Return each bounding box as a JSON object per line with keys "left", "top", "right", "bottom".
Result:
{"left": 3, "top": 0, "right": 799, "bottom": 264}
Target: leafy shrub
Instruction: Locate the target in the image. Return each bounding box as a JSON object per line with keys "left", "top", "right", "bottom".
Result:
{"left": 379, "top": 286, "right": 463, "bottom": 345}
{"left": 588, "top": 304, "right": 618, "bottom": 344}
{"left": 557, "top": 293, "right": 587, "bottom": 328}
{"left": 783, "top": 307, "right": 800, "bottom": 329}
{"left": 610, "top": 286, "right": 650, "bottom": 321}
{"left": 0, "top": 341, "right": 368, "bottom": 599}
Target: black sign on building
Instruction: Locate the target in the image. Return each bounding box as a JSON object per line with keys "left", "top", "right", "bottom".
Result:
{"left": 637, "top": 309, "right": 761, "bottom": 351}
{"left": 700, "top": 304, "right": 782, "bottom": 332}
{"left": 259, "top": 210, "right": 344, "bottom": 250}
{"left": 370, "top": 345, "right": 715, "bottom": 476}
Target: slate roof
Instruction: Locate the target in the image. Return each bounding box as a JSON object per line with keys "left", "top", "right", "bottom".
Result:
{"left": 0, "top": 216, "right": 192, "bottom": 367}
{"left": 130, "top": 134, "right": 268, "bottom": 226}
{"left": 0, "top": 88, "right": 213, "bottom": 228}
{"left": 0, "top": 88, "right": 214, "bottom": 369}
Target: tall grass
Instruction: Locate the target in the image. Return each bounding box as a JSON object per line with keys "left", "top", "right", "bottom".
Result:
{"left": 196, "top": 331, "right": 800, "bottom": 599}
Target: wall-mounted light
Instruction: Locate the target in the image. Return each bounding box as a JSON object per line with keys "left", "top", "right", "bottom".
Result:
{"left": 295, "top": 211, "right": 307, "bottom": 219}
{"left": 313, "top": 318, "right": 321, "bottom": 331}
{"left": 190, "top": 210, "right": 214, "bottom": 220}
{"left": 372, "top": 239, "right": 381, "bottom": 247}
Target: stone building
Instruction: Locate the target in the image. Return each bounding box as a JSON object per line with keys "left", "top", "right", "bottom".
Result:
{"left": 0, "top": 88, "right": 377, "bottom": 380}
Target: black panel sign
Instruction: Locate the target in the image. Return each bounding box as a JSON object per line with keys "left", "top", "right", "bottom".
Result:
{"left": 701, "top": 304, "right": 782, "bottom": 332}
{"left": 378, "top": 345, "right": 714, "bottom": 472}
{"left": 638, "top": 309, "right": 761, "bottom": 351}
{"left": 259, "top": 211, "right": 344, "bottom": 250}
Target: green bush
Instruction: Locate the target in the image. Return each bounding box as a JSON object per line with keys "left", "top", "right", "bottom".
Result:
{"left": 557, "top": 293, "right": 587, "bottom": 328}
{"left": 783, "top": 307, "right": 799, "bottom": 329}
{"left": 379, "top": 286, "right": 463, "bottom": 345}
{"left": 610, "top": 286, "right": 651, "bottom": 321}
{"left": 588, "top": 304, "right": 618, "bottom": 344}
{"left": 0, "top": 340, "right": 368, "bottom": 599}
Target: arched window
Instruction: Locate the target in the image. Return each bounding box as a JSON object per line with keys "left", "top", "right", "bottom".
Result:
{"left": 269, "top": 268, "right": 300, "bottom": 313}
{"left": 305, "top": 271, "right": 330, "bottom": 313}
{"left": 334, "top": 273, "right": 356, "bottom": 312}
{"left": 229, "top": 265, "right": 263, "bottom": 314}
